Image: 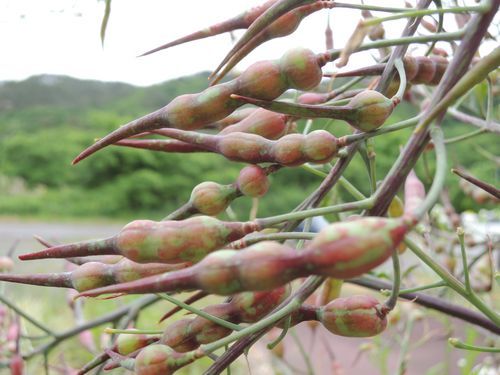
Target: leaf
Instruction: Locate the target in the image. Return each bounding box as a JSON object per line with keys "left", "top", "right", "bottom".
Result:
{"left": 100, "top": 0, "right": 112, "bottom": 47}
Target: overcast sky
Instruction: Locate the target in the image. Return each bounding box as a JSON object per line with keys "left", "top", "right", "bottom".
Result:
{"left": 0, "top": 1, "right": 494, "bottom": 86}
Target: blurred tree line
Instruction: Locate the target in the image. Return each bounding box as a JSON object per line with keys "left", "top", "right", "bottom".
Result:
{"left": 0, "top": 74, "right": 497, "bottom": 221}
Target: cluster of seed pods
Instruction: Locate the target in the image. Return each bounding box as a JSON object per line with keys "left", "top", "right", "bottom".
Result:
{"left": 167, "top": 165, "right": 272, "bottom": 219}
{"left": 75, "top": 216, "right": 413, "bottom": 298}
{"left": 19, "top": 216, "right": 260, "bottom": 264}
{"left": 107, "top": 294, "right": 387, "bottom": 373}
{"left": 72, "top": 47, "right": 327, "bottom": 164}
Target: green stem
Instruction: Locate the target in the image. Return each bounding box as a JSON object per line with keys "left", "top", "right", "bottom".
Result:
{"left": 324, "top": 31, "right": 464, "bottom": 62}
{"left": 456, "top": 228, "right": 472, "bottom": 293}
{"left": 414, "top": 127, "right": 446, "bottom": 220}
{"left": 267, "top": 315, "right": 291, "bottom": 350}
{"left": 157, "top": 294, "right": 242, "bottom": 332}
{"left": 257, "top": 198, "right": 374, "bottom": 228}
{"left": 339, "top": 176, "right": 367, "bottom": 200}
{"left": 345, "top": 116, "right": 421, "bottom": 144}
{"left": 445, "top": 128, "right": 486, "bottom": 144}
{"left": 393, "top": 59, "right": 407, "bottom": 103}
{"left": 198, "top": 294, "right": 305, "bottom": 356}
{"left": 332, "top": 2, "right": 409, "bottom": 13}
{"left": 366, "top": 139, "right": 377, "bottom": 193}
{"left": 448, "top": 338, "right": 500, "bottom": 353}
{"left": 404, "top": 238, "right": 500, "bottom": 325}
{"left": 384, "top": 252, "right": 401, "bottom": 311}
{"left": 104, "top": 328, "right": 162, "bottom": 335}
{"left": 363, "top": 5, "right": 486, "bottom": 27}
{"left": 231, "top": 232, "right": 315, "bottom": 248}
{"left": 398, "top": 280, "right": 446, "bottom": 294}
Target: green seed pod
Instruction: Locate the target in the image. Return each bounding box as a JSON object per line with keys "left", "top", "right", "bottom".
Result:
{"left": 280, "top": 47, "right": 323, "bottom": 90}
{"left": 20, "top": 216, "right": 258, "bottom": 264}
{"left": 238, "top": 60, "right": 288, "bottom": 100}
{"left": 190, "top": 182, "right": 236, "bottom": 216}
{"left": 116, "top": 333, "right": 157, "bottom": 356}
{"left": 302, "top": 130, "right": 338, "bottom": 163}
{"left": 220, "top": 109, "right": 289, "bottom": 140}
{"left": 134, "top": 344, "right": 196, "bottom": 375}
{"left": 318, "top": 295, "right": 387, "bottom": 337}
{"left": 236, "top": 165, "right": 270, "bottom": 198}
{"left": 344, "top": 90, "right": 396, "bottom": 132}
{"left": 231, "top": 286, "right": 290, "bottom": 322}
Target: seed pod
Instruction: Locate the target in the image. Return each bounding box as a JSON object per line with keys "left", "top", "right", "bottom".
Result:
{"left": 73, "top": 47, "right": 326, "bottom": 164}
{"left": 236, "top": 165, "right": 270, "bottom": 198}
{"left": 0, "top": 259, "right": 187, "bottom": 292}
{"left": 150, "top": 128, "right": 340, "bottom": 166}
{"left": 162, "top": 287, "right": 289, "bottom": 352}
{"left": 19, "top": 216, "right": 258, "bottom": 264}
{"left": 212, "top": 1, "right": 334, "bottom": 84}
{"left": 333, "top": 55, "right": 449, "bottom": 87}
{"left": 116, "top": 333, "right": 158, "bottom": 356}
{"left": 220, "top": 109, "right": 290, "bottom": 140}
{"left": 134, "top": 344, "right": 197, "bottom": 375}
{"left": 318, "top": 295, "right": 387, "bottom": 337}
{"left": 139, "top": 0, "right": 279, "bottom": 56}
{"left": 78, "top": 217, "right": 412, "bottom": 298}
{"left": 404, "top": 170, "right": 425, "bottom": 216}
{"left": 189, "top": 182, "right": 237, "bottom": 216}
{"left": 232, "top": 89, "right": 397, "bottom": 132}
{"left": 9, "top": 355, "right": 24, "bottom": 375}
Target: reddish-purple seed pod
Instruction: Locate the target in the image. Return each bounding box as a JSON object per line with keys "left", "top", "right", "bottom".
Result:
{"left": 236, "top": 165, "right": 270, "bottom": 198}
{"left": 404, "top": 170, "right": 426, "bottom": 217}
{"left": 149, "top": 128, "right": 339, "bottom": 166}
{"left": 77, "top": 217, "right": 413, "bottom": 299}
{"left": 220, "top": 109, "right": 290, "bottom": 140}
{"left": 134, "top": 344, "right": 198, "bottom": 375}
{"left": 318, "top": 295, "right": 387, "bottom": 337}
{"left": 0, "top": 259, "right": 187, "bottom": 292}
{"left": 19, "top": 216, "right": 258, "bottom": 264}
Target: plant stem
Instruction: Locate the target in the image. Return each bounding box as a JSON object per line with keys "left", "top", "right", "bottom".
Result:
{"left": 397, "top": 313, "right": 416, "bottom": 375}
{"left": 363, "top": 5, "right": 486, "bottom": 27}
{"left": 384, "top": 252, "right": 401, "bottom": 311}
{"left": 104, "top": 328, "right": 162, "bottom": 335}
{"left": 332, "top": 2, "right": 409, "bottom": 13}
{"left": 404, "top": 238, "right": 500, "bottom": 326}
{"left": 448, "top": 108, "right": 500, "bottom": 134}
{"left": 157, "top": 293, "right": 242, "bottom": 332}
{"left": 448, "top": 338, "right": 500, "bottom": 353}
{"left": 445, "top": 128, "right": 486, "bottom": 144}
{"left": 339, "top": 177, "right": 366, "bottom": 200}
{"left": 456, "top": 228, "right": 472, "bottom": 293}
{"left": 393, "top": 59, "right": 407, "bottom": 103}
{"left": 414, "top": 127, "right": 446, "bottom": 220}
{"left": 398, "top": 280, "right": 446, "bottom": 294}
{"left": 230, "top": 232, "right": 315, "bottom": 249}
{"left": 256, "top": 198, "right": 374, "bottom": 227}
{"left": 345, "top": 116, "right": 420, "bottom": 144}
{"left": 290, "top": 329, "right": 316, "bottom": 375}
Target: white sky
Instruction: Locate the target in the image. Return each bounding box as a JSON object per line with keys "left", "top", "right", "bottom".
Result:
{"left": 0, "top": 1, "right": 495, "bottom": 86}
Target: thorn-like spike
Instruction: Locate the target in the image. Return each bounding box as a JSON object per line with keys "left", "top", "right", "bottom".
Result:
{"left": 19, "top": 237, "right": 117, "bottom": 261}
{"left": 72, "top": 109, "right": 168, "bottom": 164}
{"left": 114, "top": 139, "right": 207, "bottom": 153}
{"left": 0, "top": 272, "right": 73, "bottom": 288}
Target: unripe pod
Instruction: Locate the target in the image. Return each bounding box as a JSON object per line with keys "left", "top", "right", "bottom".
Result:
{"left": 344, "top": 90, "right": 396, "bottom": 132}
{"left": 155, "top": 128, "right": 340, "bottom": 167}
{"left": 236, "top": 165, "right": 270, "bottom": 198}
{"left": 190, "top": 182, "right": 235, "bottom": 216}
{"left": 0, "top": 259, "right": 187, "bottom": 292}
{"left": 220, "top": 109, "right": 289, "bottom": 140}
{"left": 280, "top": 47, "right": 323, "bottom": 90}
{"left": 238, "top": 60, "right": 287, "bottom": 100}
{"left": 78, "top": 217, "right": 412, "bottom": 299}
{"left": 116, "top": 333, "right": 156, "bottom": 355}
{"left": 134, "top": 344, "right": 197, "bottom": 375}
{"left": 404, "top": 170, "right": 425, "bottom": 216}
{"left": 318, "top": 295, "right": 387, "bottom": 337}
{"left": 19, "top": 216, "right": 258, "bottom": 264}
